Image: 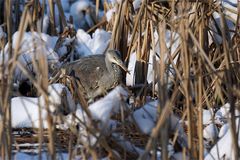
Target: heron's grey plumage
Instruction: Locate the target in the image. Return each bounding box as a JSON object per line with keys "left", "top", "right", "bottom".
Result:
{"left": 62, "top": 50, "right": 127, "bottom": 101}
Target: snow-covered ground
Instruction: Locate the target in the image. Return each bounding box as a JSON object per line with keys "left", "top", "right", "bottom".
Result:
{"left": 11, "top": 83, "right": 75, "bottom": 128}
{"left": 13, "top": 152, "right": 68, "bottom": 160}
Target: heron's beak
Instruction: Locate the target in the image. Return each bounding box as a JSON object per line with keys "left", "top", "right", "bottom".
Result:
{"left": 115, "top": 60, "right": 130, "bottom": 74}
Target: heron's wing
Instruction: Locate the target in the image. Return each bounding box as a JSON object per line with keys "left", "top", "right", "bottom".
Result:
{"left": 64, "top": 56, "right": 107, "bottom": 91}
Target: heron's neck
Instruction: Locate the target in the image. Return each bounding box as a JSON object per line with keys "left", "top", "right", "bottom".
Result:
{"left": 105, "top": 58, "right": 122, "bottom": 83}
{"left": 105, "top": 58, "right": 114, "bottom": 74}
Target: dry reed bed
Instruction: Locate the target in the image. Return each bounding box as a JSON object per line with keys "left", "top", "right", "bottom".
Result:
{"left": 0, "top": 0, "right": 239, "bottom": 159}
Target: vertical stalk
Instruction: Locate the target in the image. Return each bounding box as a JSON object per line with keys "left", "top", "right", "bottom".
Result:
{"left": 55, "top": 0, "right": 67, "bottom": 29}
{"left": 197, "top": 4, "right": 208, "bottom": 160}
{"left": 5, "top": 0, "right": 13, "bottom": 159}
{"left": 218, "top": 7, "right": 238, "bottom": 160}
{"left": 38, "top": 97, "right": 43, "bottom": 160}
{"left": 33, "top": 0, "right": 39, "bottom": 30}
{"left": 179, "top": 3, "right": 197, "bottom": 157}
{"left": 158, "top": 20, "right": 169, "bottom": 160}
{"left": 48, "top": 0, "right": 56, "bottom": 35}
{"left": 198, "top": 19, "right": 203, "bottom": 160}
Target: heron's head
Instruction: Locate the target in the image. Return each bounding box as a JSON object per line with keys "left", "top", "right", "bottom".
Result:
{"left": 106, "top": 50, "right": 129, "bottom": 73}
